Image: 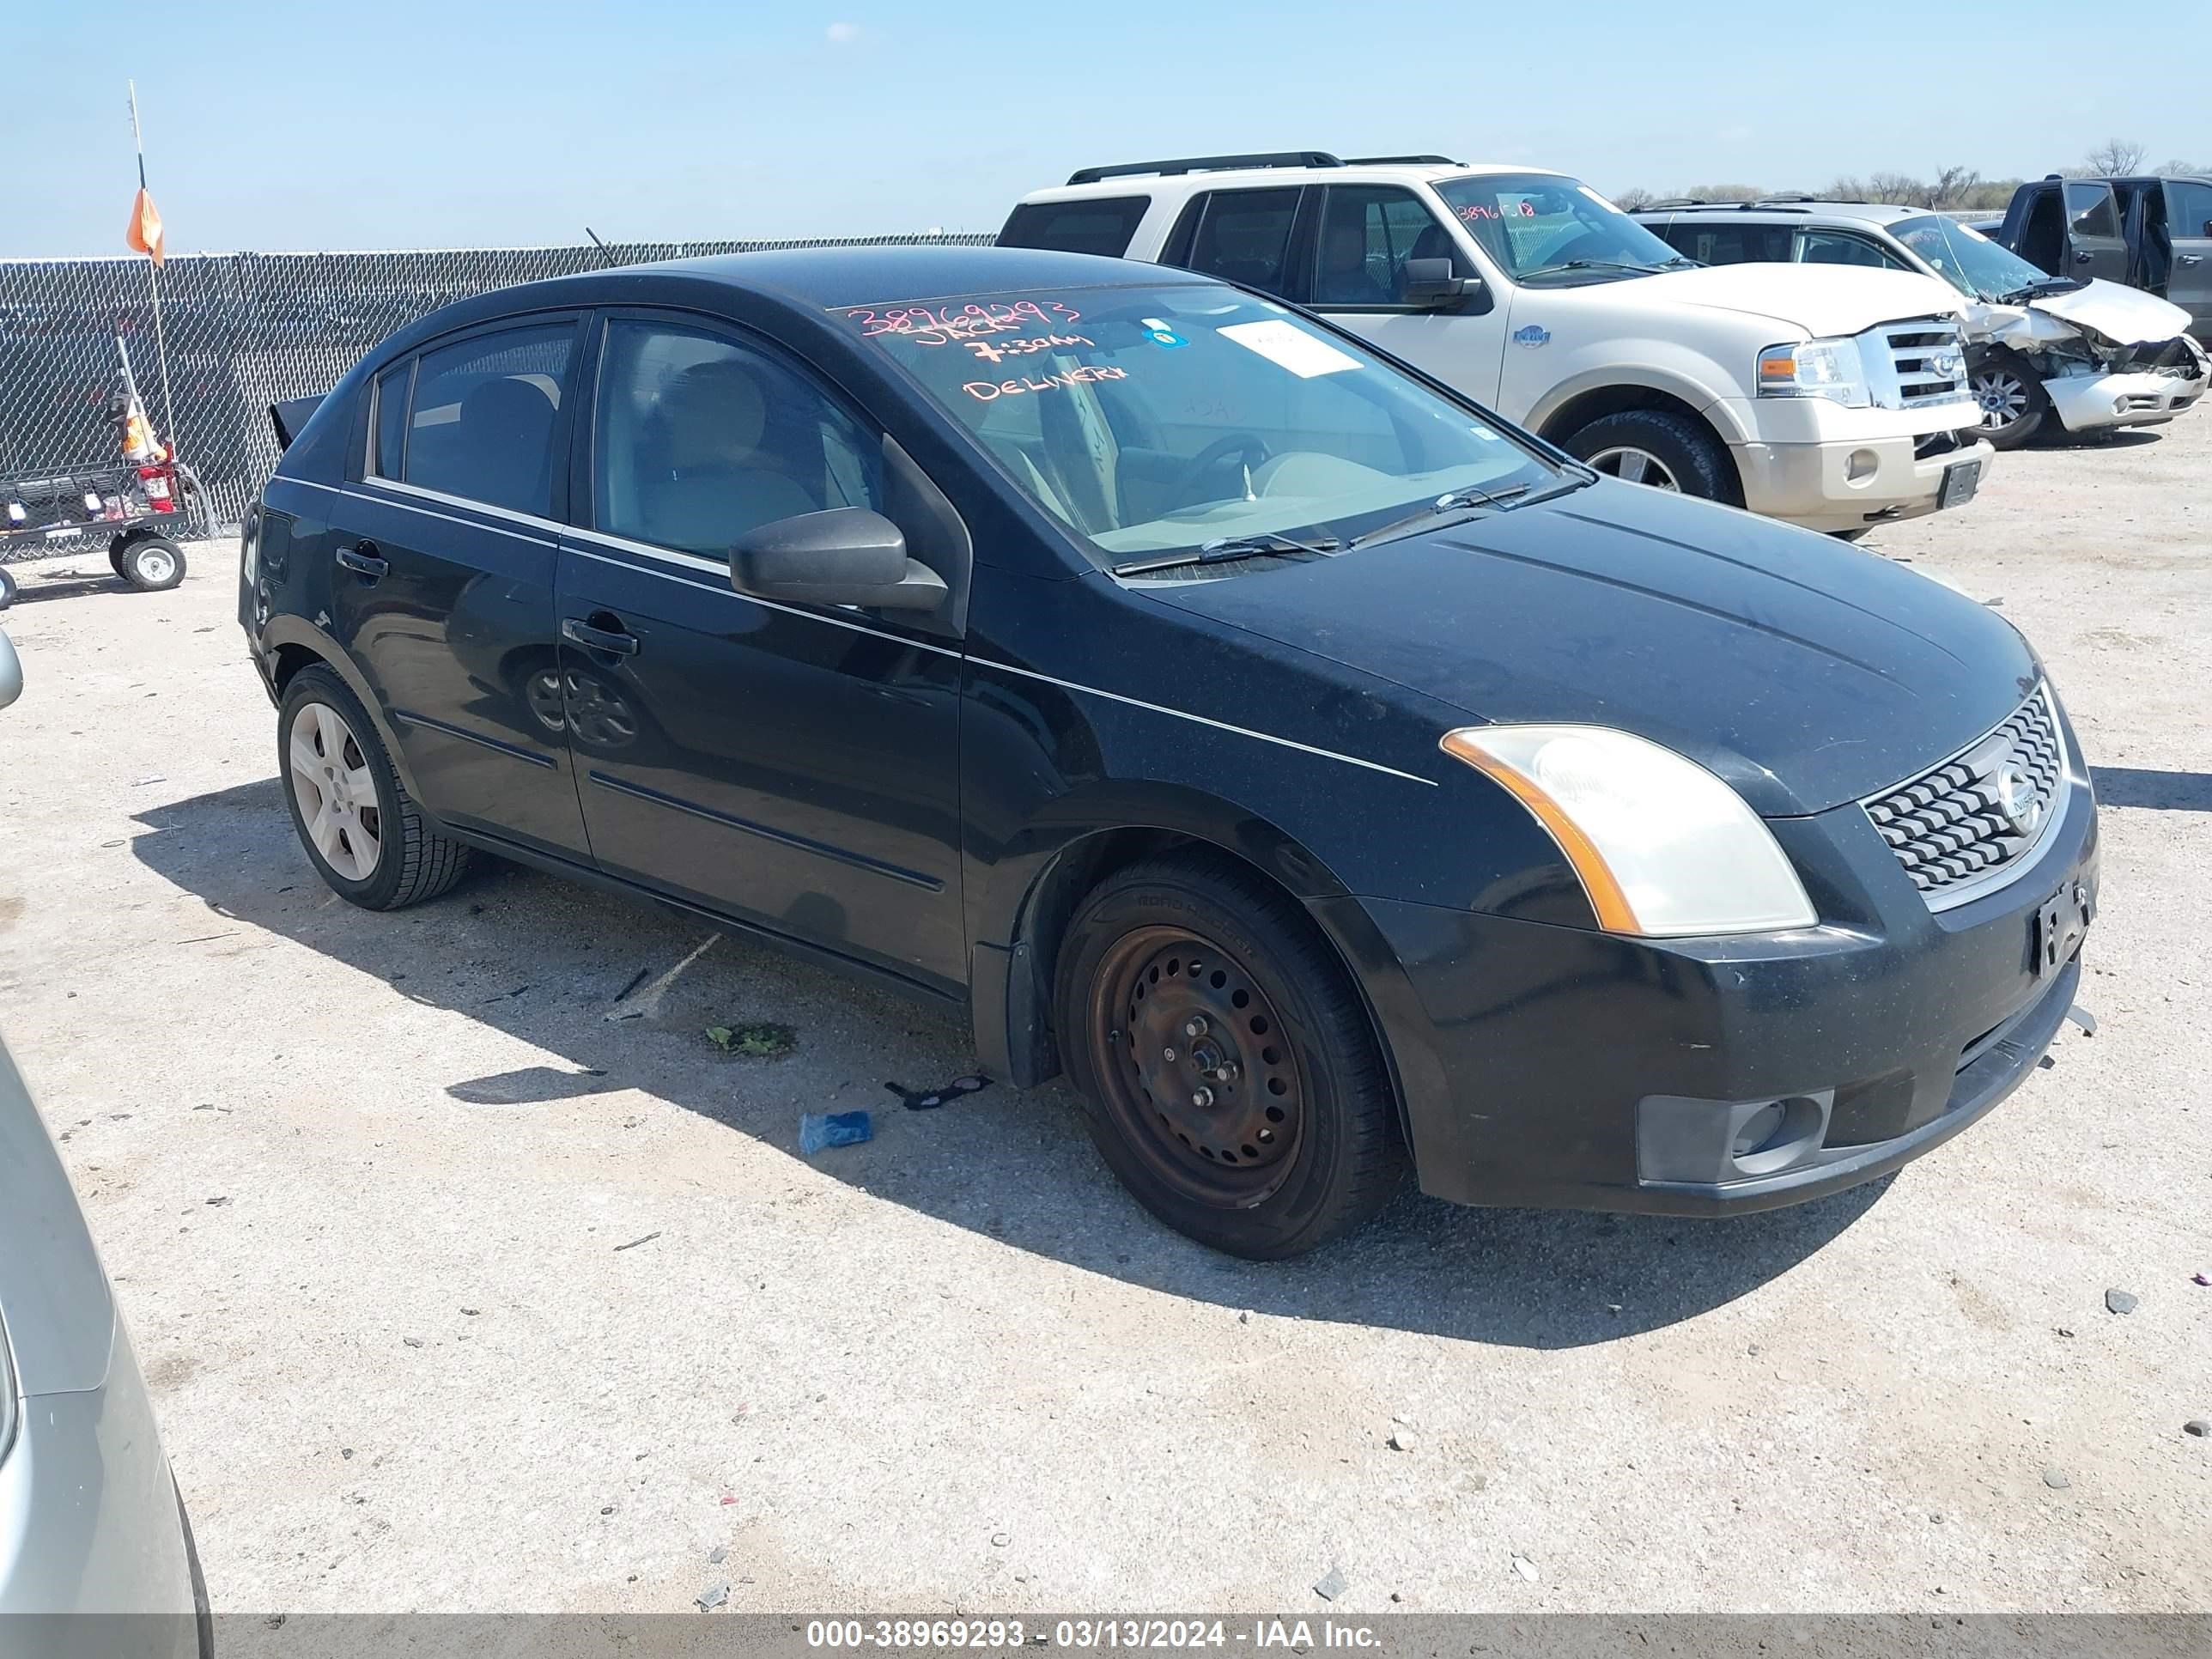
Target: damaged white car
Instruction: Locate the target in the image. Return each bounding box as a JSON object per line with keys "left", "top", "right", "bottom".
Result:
{"left": 1637, "top": 201, "right": 2209, "bottom": 450}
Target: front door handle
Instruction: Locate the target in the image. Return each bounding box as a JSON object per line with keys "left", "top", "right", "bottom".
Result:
{"left": 2179, "top": 254, "right": 2204, "bottom": 266}
{"left": 562, "top": 616, "right": 640, "bottom": 657}
{"left": 2073, "top": 250, "right": 2094, "bottom": 264}
{"left": 335, "top": 542, "right": 388, "bottom": 579}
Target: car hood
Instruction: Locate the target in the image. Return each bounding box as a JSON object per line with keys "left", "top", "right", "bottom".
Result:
{"left": 1144, "top": 481, "right": 2039, "bottom": 817}
{"left": 1621, "top": 263, "right": 1966, "bottom": 337}
{"left": 2024, "top": 278, "right": 2195, "bottom": 346}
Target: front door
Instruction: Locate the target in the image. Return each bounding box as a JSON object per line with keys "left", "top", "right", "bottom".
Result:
{"left": 329, "top": 316, "right": 593, "bottom": 860}
{"left": 556, "top": 313, "right": 967, "bottom": 993}
{"left": 2163, "top": 179, "right": 2212, "bottom": 337}
{"left": 1305, "top": 183, "right": 1508, "bottom": 407}
{"left": 2063, "top": 183, "right": 2130, "bottom": 283}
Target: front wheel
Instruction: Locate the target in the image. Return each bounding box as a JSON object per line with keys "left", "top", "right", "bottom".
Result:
{"left": 1054, "top": 854, "right": 1407, "bottom": 1258}
{"left": 1563, "top": 408, "right": 1738, "bottom": 502}
{"left": 0, "top": 566, "right": 15, "bottom": 611}
{"left": 1969, "top": 351, "right": 2048, "bottom": 450}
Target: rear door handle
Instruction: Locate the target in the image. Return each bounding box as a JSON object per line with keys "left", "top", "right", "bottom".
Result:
{"left": 335, "top": 543, "right": 388, "bottom": 578}
{"left": 562, "top": 616, "right": 640, "bottom": 657}
{"left": 2179, "top": 254, "right": 2204, "bottom": 265}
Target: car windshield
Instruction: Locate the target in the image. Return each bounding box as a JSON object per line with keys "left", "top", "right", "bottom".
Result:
{"left": 842, "top": 283, "right": 1559, "bottom": 566}
{"left": 1891, "top": 215, "right": 2055, "bottom": 301}
{"left": 1431, "top": 173, "right": 1692, "bottom": 283}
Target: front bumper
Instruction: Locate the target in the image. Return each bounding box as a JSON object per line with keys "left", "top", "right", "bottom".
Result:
{"left": 2045, "top": 366, "right": 2208, "bottom": 433}
{"left": 0, "top": 1322, "right": 200, "bottom": 1651}
{"left": 1731, "top": 431, "right": 1996, "bottom": 533}
{"left": 1332, "top": 738, "right": 2099, "bottom": 1216}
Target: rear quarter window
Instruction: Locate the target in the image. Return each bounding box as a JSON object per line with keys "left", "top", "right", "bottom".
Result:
{"left": 1662, "top": 223, "right": 1791, "bottom": 265}
{"left": 998, "top": 197, "right": 1152, "bottom": 258}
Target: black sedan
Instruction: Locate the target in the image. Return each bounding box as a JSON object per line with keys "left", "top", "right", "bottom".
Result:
{"left": 239, "top": 246, "right": 2096, "bottom": 1257}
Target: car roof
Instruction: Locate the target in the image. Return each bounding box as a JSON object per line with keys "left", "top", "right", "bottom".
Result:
{"left": 1636, "top": 200, "right": 1935, "bottom": 228}
{"left": 1018, "top": 163, "right": 1567, "bottom": 206}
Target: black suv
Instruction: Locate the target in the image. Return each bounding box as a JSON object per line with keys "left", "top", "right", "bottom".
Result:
{"left": 240, "top": 246, "right": 2096, "bottom": 1257}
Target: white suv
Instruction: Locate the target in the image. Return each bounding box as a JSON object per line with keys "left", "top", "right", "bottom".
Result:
{"left": 1002, "top": 153, "right": 1996, "bottom": 534}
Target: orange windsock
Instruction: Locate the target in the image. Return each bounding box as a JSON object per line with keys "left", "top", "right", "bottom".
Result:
{"left": 126, "top": 186, "right": 165, "bottom": 268}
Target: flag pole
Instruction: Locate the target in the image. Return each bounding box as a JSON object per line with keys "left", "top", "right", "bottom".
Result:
{"left": 128, "top": 80, "right": 178, "bottom": 447}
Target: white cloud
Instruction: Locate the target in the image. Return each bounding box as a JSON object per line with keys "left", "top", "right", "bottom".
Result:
{"left": 826, "top": 21, "right": 861, "bottom": 44}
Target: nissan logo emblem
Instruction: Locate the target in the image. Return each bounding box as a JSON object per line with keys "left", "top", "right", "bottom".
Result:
{"left": 1994, "top": 761, "right": 2044, "bottom": 837}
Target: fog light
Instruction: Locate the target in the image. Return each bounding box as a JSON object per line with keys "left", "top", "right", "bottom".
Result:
{"left": 2114, "top": 398, "right": 2129, "bottom": 416}
{"left": 1844, "top": 449, "right": 1879, "bottom": 484}
{"left": 1639, "top": 1090, "right": 1835, "bottom": 1185}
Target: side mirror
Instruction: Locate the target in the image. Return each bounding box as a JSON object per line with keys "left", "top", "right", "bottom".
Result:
{"left": 1401, "top": 258, "right": 1483, "bottom": 311}
{"left": 2203, "top": 218, "right": 2212, "bottom": 238}
{"left": 729, "top": 507, "right": 948, "bottom": 612}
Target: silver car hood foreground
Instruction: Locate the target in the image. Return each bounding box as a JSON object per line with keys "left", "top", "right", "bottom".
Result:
{"left": 0, "top": 1040, "right": 117, "bottom": 1396}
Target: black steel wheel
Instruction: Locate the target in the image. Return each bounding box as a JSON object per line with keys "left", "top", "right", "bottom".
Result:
{"left": 1055, "top": 853, "right": 1406, "bottom": 1257}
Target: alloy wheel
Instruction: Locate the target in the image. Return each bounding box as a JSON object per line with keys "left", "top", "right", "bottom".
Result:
{"left": 1584, "top": 446, "right": 1682, "bottom": 490}
{"left": 1973, "top": 368, "right": 2033, "bottom": 428}
{"left": 287, "top": 700, "right": 382, "bottom": 881}
{"left": 1085, "top": 926, "right": 1304, "bottom": 1207}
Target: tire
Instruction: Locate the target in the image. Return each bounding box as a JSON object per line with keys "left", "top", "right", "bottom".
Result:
{"left": 117, "top": 533, "right": 186, "bottom": 592}
{"left": 1562, "top": 408, "right": 1738, "bottom": 502}
{"left": 108, "top": 534, "right": 130, "bottom": 576}
{"left": 1968, "top": 349, "right": 2048, "bottom": 451}
{"left": 277, "top": 664, "right": 471, "bottom": 909}
{"left": 0, "top": 565, "right": 15, "bottom": 611}
{"left": 1054, "top": 852, "right": 1407, "bottom": 1258}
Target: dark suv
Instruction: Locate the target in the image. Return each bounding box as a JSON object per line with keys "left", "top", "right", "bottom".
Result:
{"left": 240, "top": 246, "right": 2096, "bottom": 1257}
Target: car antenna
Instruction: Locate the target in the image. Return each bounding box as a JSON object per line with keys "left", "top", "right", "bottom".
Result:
{"left": 584, "top": 226, "right": 620, "bottom": 269}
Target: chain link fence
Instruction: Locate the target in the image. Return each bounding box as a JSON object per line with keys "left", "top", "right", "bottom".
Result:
{"left": 0, "top": 234, "right": 995, "bottom": 541}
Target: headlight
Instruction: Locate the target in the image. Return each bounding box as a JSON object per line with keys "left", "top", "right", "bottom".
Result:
{"left": 1757, "top": 337, "right": 1870, "bottom": 407}
{"left": 1441, "top": 726, "right": 1818, "bottom": 936}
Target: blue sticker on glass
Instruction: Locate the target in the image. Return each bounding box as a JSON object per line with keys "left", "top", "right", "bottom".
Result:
{"left": 1141, "top": 317, "right": 1187, "bottom": 348}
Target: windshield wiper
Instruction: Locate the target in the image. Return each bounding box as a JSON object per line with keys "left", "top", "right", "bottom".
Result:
{"left": 1109, "top": 530, "right": 1342, "bottom": 578}
{"left": 1346, "top": 483, "right": 1534, "bottom": 550}
{"left": 1517, "top": 258, "right": 1671, "bottom": 280}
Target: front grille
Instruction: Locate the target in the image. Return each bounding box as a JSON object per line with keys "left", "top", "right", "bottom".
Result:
{"left": 1863, "top": 688, "right": 2065, "bottom": 904}
{"left": 1865, "top": 316, "right": 1970, "bottom": 409}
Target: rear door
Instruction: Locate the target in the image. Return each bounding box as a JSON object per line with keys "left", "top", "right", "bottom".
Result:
{"left": 2062, "top": 182, "right": 2130, "bottom": 283}
{"left": 2163, "top": 179, "right": 2212, "bottom": 337}
{"left": 1304, "top": 183, "right": 1507, "bottom": 405}
{"left": 555, "top": 311, "right": 968, "bottom": 993}
{"left": 330, "top": 315, "right": 594, "bottom": 859}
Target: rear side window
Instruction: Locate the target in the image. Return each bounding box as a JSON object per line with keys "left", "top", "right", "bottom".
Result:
{"left": 1181, "top": 188, "right": 1304, "bottom": 297}
{"left": 2166, "top": 179, "right": 2212, "bottom": 235}
{"left": 371, "top": 362, "right": 410, "bottom": 480}
{"left": 2064, "top": 183, "right": 2120, "bottom": 240}
{"left": 999, "top": 196, "right": 1150, "bottom": 258}
{"left": 402, "top": 323, "right": 574, "bottom": 516}
{"left": 1796, "top": 229, "right": 1906, "bottom": 270}
{"left": 1660, "top": 222, "right": 1791, "bottom": 266}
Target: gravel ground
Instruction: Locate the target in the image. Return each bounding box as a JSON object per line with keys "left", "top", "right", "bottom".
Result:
{"left": 0, "top": 418, "right": 2206, "bottom": 1615}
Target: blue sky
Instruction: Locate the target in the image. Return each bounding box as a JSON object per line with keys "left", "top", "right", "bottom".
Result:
{"left": 3, "top": 0, "right": 2203, "bottom": 258}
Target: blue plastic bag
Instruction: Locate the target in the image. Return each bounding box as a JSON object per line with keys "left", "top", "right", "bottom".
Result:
{"left": 799, "top": 1110, "right": 872, "bottom": 1154}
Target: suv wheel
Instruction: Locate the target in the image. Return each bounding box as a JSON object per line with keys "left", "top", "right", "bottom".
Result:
{"left": 1564, "top": 409, "right": 1736, "bottom": 501}
{"left": 1054, "top": 854, "right": 1406, "bottom": 1258}
{"left": 278, "top": 665, "right": 471, "bottom": 909}
{"left": 0, "top": 565, "right": 15, "bottom": 611}
{"left": 1970, "top": 351, "right": 2047, "bottom": 450}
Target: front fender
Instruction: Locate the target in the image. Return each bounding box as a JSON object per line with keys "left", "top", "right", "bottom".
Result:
{"left": 1524, "top": 356, "right": 1757, "bottom": 449}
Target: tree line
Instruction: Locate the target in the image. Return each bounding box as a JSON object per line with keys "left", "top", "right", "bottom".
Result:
{"left": 1610, "top": 140, "right": 2206, "bottom": 214}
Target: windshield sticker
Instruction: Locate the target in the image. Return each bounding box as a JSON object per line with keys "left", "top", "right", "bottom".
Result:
{"left": 1217, "top": 320, "right": 1359, "bottom": 379}
{"left": 1141, "top": 318, "right": 1188, "bottom": 348}
{"left": 963, "top": 365, "right": 1128, "bottom": 402}
{"left": 846, "top": 299, "right": 1083, "bottom": 345}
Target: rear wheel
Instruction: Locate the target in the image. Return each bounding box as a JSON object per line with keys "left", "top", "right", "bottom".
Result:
{"left": 1054, "top": 854, "right": 1406, "bottom": 1258}
{"left": 1970, "top": 350, "right": 2047, "bottom": 450}
{"left": 117, "top": 533, "right": 186, "bottom": 592}
{"left": 0, "top": 566, "right": 15, "bottom": 611}
{"left": 1564, "top": 409, "right": 1737, "bottom": 502}
{"left": 278, "top": 665, "right": 471, "bottom": 909}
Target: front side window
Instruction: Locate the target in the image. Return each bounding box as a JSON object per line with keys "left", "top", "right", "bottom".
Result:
{"left": 2167, "top": 179, "right": 2212, "bottom": 236}
{"left": 403, "top": 323, "right": 574, "bottom": 515}
{"left": 842, "top": 283, "right": 1559, "bottom": 564}
{"left": 999, "top": 196, "right": 1151, "bottom": 258}
{"left": 1311, "top": 185, "right": 1466, "bottom": 307}
{"left": 1795, "top": 229, "right": 1905, "bottom": 270}
{"left": 1432, "top": 173, "right": 1689, "bottom": 283}
{"left": 1657, "top": 222, "right": 1790, "bottom": 266}
{"left": 1181, "top": 188, "right": 1304, "bottom": 297}
{"left": 593, "top": 319, "right": 879, "bottom": 557}
{"left": 1890, "top": 215, "right": 2053, "bottom": 301}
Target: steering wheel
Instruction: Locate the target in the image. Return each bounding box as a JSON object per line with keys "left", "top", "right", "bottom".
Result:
{"left": 1176, "top": 432, "right": 1272, "bottom": 501}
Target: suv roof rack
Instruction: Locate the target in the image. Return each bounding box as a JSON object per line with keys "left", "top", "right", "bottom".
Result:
{"left": 1341, "top": 154, "right": 1463, "bottom": 166}
{"left": 1066, "top": 151, "right": 1344, "bottom": 185}
{"left": 1635, "top": 198, "right": 1820, "bottom": 213}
